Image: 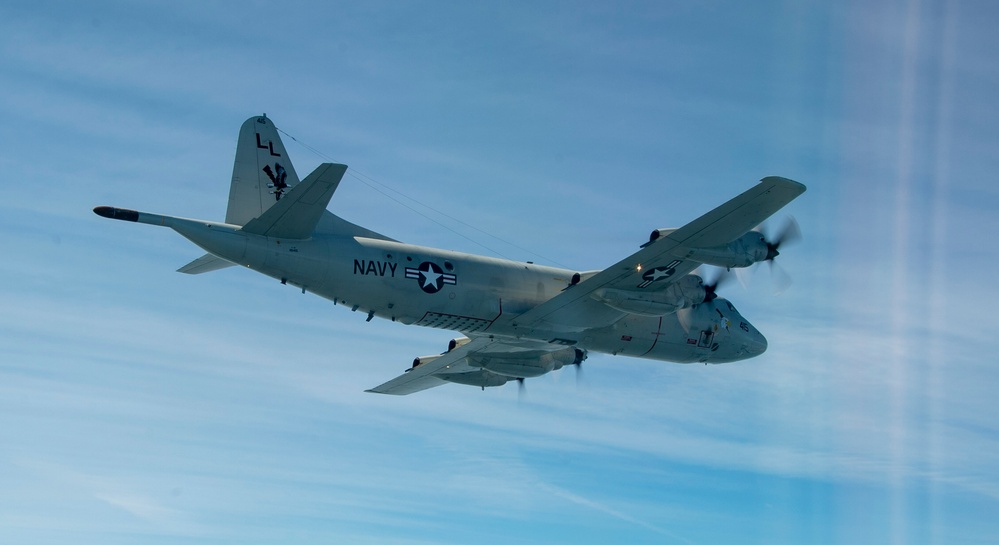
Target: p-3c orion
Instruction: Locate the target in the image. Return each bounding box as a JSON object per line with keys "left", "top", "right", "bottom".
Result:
{"left": 94, "top": 115, "right": 806, "bottom": 395}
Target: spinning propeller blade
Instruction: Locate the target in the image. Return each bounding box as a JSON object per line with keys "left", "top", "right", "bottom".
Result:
{"left": 763, "top": 216, "right": 802, "bottom": 262}
{"left": 703, "top": 268, "right": 736, "bottom": 302}
{"left": 758, "top": 216, "right": 801, "bottom": 294}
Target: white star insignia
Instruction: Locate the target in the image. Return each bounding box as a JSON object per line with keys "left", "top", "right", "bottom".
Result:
{"left": 651, "top": 268, "right": 672, "bottom": 281}
{"left": 421, "top": 269, "right": 442, "bottom": 288}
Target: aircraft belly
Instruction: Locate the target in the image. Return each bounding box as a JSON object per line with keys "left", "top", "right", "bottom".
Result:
{"left": 569, "top": 314, "right": 697, "bottom": 363}
{"left": 169, "top": 221, "right": 249, "bottom": 265}
{"left": 575, "top": 316, "right": 656, "bottom": 357}
{"left": 241, "top": 236, "right": 330, "bottom": 290}
{"left": 532, "top": 298, "right": 626, "bottom": 332}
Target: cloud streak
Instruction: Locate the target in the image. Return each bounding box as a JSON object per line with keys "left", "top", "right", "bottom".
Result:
{"left": 3, "top": 1, "right": 999, "bottom": 544}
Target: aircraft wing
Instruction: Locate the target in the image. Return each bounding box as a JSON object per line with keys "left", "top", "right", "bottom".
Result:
{"left": 366, "top": 336, "right": 576, "bottom": 395}
{"left": 366, "top": 336, "right": 497, "bottom": 395}
{"left": 501, "top": 176, "right": 806, "bottom": 335}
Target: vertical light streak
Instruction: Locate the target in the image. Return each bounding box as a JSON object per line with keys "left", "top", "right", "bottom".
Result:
{"left": 927, "top": 1, "right": 958, "bottom": 542}
{"left": 890, "top": 0, "right": 924, "bottom": 542}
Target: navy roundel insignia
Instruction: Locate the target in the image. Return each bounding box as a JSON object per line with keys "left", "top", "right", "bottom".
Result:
{"left": 637, "top": 260, "right": 683, "bottom": 288}
{"left": 405, "top": 262, "right": 457, "bottom": 293}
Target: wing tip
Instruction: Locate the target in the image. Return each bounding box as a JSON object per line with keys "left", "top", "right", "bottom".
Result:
{"left": 364, "top": 388, "right": 396, "bottom": 395}
{"left": 760, "top": 176, "right": 807, "bottom": 194}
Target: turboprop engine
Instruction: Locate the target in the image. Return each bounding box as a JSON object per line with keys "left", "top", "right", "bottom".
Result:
{"left": 647, "top": 217, "right": 800, "bottom": 270}
{"left": 591, "top": 274, "right": 708, "bottom": 316}
{"left": 438, "top": 369, "right": 510, "bottom": 388}
{"left": 686, "top": 232, "right": 769, "bottom": 268}
{"left": 470, "top": 347, "right": 585, "bottom": 378}
{"left": 647, "top": 231, "right": 770, "bottom": 269}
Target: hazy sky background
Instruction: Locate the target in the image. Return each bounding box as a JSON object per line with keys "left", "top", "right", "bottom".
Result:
{"left": 2, "top": 1, "right": 998, "bottom": 544}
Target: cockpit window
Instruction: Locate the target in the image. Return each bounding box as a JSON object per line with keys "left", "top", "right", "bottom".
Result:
{"left": 726, "top": 301, "right": 735, "bottom": 311}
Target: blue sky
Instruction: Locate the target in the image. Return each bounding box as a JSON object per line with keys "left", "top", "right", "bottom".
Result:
{"left": 2, "top": 1, "right": 998, "bottom": 543}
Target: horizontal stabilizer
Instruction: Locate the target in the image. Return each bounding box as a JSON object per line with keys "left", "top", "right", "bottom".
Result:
{"left": 241, "top": 163, "right": 347, "bottom": 239}
{"left": 177, "top": 253, "right": 236, "bottom": 274}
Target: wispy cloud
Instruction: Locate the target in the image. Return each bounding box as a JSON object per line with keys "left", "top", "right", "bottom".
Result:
{"left": 3, "top": 1, "right": 999, "bottom": 544}
{"left": 539, "top": 482, "right": 695, "bottom": 544}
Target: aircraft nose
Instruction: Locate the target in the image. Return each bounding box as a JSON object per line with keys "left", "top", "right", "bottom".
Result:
{"left": 746, "top": 330, "right": 768, "bottom": 356}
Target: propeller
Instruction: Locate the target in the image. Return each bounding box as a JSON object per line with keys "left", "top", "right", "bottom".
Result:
{"left": 763, "top": 216, "right": 802, "bottom": 263}
{"left": 567, "top": 359, "right": 584, "bottom": 387}
{"left": 758, "top": 216, "right": 801, "bottom": 294}
{"left": 702, "top": 268, "right": 735, "bottom": 302}
{"left": 517, "top": 377, "right": 526, "bottom": 402}
{"left": 570, "top": 348, "right": 586, "bottom": 387}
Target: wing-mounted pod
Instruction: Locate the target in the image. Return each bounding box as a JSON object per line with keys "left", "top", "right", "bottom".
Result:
{"left": 409, "top": 354, "right": 442, "bottom": 370}
{"left": 642, "top": 228, "right": 678, "bottom": 247}
{"left": 590, "top": 274, "right": 708, "bottom": 317}
{"left": 409, "top": 336, "right": 473, "bottom": 370}
{"left": 447, "top": 336, "right": 472, "bottom": 352}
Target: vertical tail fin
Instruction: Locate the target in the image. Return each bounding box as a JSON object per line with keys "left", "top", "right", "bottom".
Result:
{"left": 225, "top": 115, "right": 301, "bottom": 226}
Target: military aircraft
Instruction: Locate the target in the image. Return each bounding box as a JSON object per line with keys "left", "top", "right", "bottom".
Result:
{"left": 94, "top": 115, "right": 806, "bottom": 395}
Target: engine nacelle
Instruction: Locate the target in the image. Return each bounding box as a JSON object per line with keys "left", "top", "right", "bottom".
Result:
{"left": 685, "top": 232, "right": 769, "bottom": 268}
{"left": 470, "top": 347, "right": 579, "bottom": 378}
{"left": 591, "top": 274, "right": 707, "bottom": 316}
{"left": 438, "top": 369, "right": 510, "bottom": 388}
